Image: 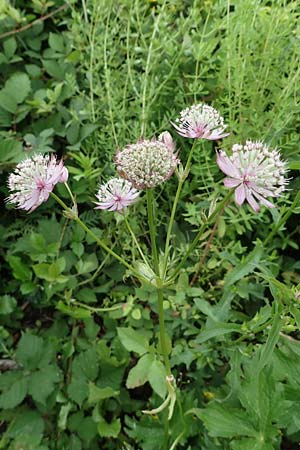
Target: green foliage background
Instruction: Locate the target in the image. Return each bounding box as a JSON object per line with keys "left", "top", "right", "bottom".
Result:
{"left": 0, "top": 0, "right": 300, "bottom": 449}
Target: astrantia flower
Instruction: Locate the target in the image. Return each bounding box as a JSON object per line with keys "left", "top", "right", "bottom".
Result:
{"left": 115, "top": 137, "right": 179, "bottom": 189}
{"left": 171, "top": 103, "right": 229, "bottom": 140}
{"left": 95, "top": 178, "right": 139, "bottom": 211}
{"left": 217, "top": 140, "right": 288, "bottom": 212}
{"left": 7, "top": 154, "right": 68, "bottom": 212}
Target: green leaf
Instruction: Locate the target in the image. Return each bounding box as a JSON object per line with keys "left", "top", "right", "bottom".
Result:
{"left": 67, "top": 377, "right": 88, "bottom": 407}
{"left": 88, "top": 382, "right": 119, "bottom": 404}
{"left": 28, "top": 366, "right": 60, "bottom": 405}
{"left": 33, "top": 258, "right": 67, "bottom": 283}
{"left": 15, "top": 333, "right": 44, "bottom": 370}
{"left": 0, "top": 295, "right": 17, "bottom": 315}
{"left": 194, "top": 404, "right": 258, "bottom": 438}
{"left": 7, "top": 255, "right": 32, "bottom": 281}
{"left": 7, "top": 410, "right": 44, "bottom": 446}
{"left": 148, "top": 359, "right": 167, "bottom": 398}
{"left": 3, "top": 37, "right": 17, "bottom": 58}
{"left": 0, "top": 376, "right": 27, "bottom": 409}
{"left": 49, "top": 33, "right": 65, "bottom": 52}
{"left": 197, "top": 322, "right": 243, "bottom": 343}
{"left": 257, "top": 314, "right": 282, "bottom": 372}
{"left": 97, "top": 416, "right": 121, "bottom": 438}
{"left": 117, "top": 327, "right": 149, "bottom": 355}
{"left": 0, "top": 73, "right": 31, "bottom": 113}
{"left": 0, "top": 138, "right": 24, "bottom": 166}
{"left": 78, "top": 348, "right": 99, "bottom": 381}
{"left": 75, "top": 253, "right": 98, "bottom": 274}
{"left": 224, "top": 244, "right": 264, "bottom": 287}
{"left": 77, "top": 287, "right": 97, "bottom": 304}
{"left": 126, "top": 353, "right": 154, "bottom": 389}
{"left": 288, "top": 160, "right": 300, "bottom": 170}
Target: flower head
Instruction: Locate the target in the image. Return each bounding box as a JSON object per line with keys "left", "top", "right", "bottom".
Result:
{"left": 217, "top": 140, "right": 288, "bottom": 212}
{"left": 7, "top": 154, "right": 68, "bottom": 212}
{"left": 171, "top": 103, "right": 229, "bottom": 140}
{"left": 95, "top": 178, "right": 139, "bottom": 212}
{"left": 115, "top": 137, "right": 179, "bottom": 189}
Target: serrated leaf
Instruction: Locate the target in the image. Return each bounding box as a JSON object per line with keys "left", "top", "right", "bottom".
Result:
{"left": 7, "top": 255, "right": 32, "bottom": 281}
{"left": 7, "top": 410, "right": 44, "bottom": 446}
{"left": 28, "top": 366, "right": 60, "bottom": 405}
{"left": 88, "top": 382, "right": 119, "bottom": 404}
{"left": 0, "top": 73, "right": 31, "bottom": 112}
{"left": 0, "top": 376, "right": 27, "bottom": 409}
{"left": 0, "top": 295, "right": 17, "bottom": 314}
{"left": 194, "top": 404, "right": 257, "bottom": 438}
{"left": 67, "top": 377, "right": 88, "bottom": 407}
{"left": 16, "top": 333, "right": 44, "bottom": 370}
{"left": 78, "top": 348, "right": 99, "bottom": 380}
{"left": 117, "top": 327, "right": 149, "bottom": 355}
{"left": 97, "top": 416, "right": 121, "bottom": 438}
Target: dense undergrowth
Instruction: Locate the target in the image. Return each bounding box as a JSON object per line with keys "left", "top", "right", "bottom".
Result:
{"left": 1, "top": 1, "right": 300, "bottom": 449}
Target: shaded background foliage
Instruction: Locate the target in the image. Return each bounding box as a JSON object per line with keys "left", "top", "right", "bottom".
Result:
{"left": 0, "top": 0, "right": 300, "bottom": 449}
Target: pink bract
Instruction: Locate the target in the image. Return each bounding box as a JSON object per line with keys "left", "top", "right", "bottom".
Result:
{"left": 7, "top": 154, "right": 68, "bottom": 212}
{"left": 217, "top": 141, "right": 288, "bottom": 212}
{"left": 171, "top": 103, "right": 229, "bottom": 140}
{"left": 95, "top": 178, "right": 139, "bottom": 212}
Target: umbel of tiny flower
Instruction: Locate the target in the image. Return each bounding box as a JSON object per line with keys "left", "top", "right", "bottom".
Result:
{"left": 171, "top": 103, "right": 229, "bottom": 140}
{"left": 95, "top": 177, "right": 139, "bottom": 212}
{"left": 7, "top": 153, "right": 68, "bottom": 212}
{"left": 217, "top": 140, "right": 288, "bottom": 212}
{"left": 115, "top": 134, "right": 179, "bottom": 189}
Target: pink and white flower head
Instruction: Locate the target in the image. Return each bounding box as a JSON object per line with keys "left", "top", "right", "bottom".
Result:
{"left": 115, "top": 137, "right": 179, "bottom": 189}
{"left": 7, "top": 153, "right": 68, "bottom": 212}
{"left": 95, "top": 178, "right": 139, "bottom": 212}
{"left": 171, "top": 103, "right": 229, "bottom": 140}
{"left": 217, "top": 140, "right": 288, "bottom": 212}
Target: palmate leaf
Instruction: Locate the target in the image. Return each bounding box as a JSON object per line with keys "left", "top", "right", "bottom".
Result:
{"left": 191, "top": 404, "right": 257, "bottom": 438}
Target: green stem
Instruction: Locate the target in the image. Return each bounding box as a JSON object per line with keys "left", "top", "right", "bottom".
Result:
{"left": 72, "top": 300, "right": 122, "bottom": 313}
{"left": 124, "top": 215, "right": 149, "bottom": 267}
{"left": 64, "top": 182, "right": 77, "bottom": 209}
{"left": 168, "top": 190, "right": 232, "bottom": 283}
{"left": 162, "top": 141, "right": 197, "bottom": 277}
{"left": 157, "top": 289, "right": 171, "bottom": 376}
{"left": 263, "top": 191, "right": 300, "bottom": 246}
{"left": 50, "top": 192, "right": 150, "bottom": 285}
{"left": 146, "top": 189, "right": 159, "bottom": 275}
